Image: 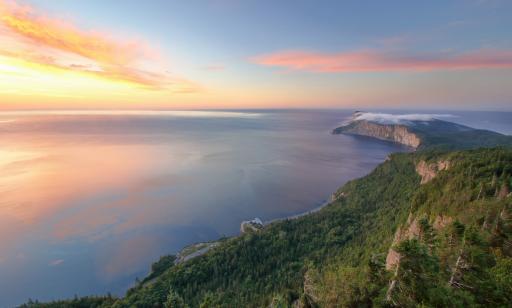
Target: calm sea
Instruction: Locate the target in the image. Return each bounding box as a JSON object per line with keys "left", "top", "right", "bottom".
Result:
{"left": 0, "top": 109, "right": 510, "bottom": 306}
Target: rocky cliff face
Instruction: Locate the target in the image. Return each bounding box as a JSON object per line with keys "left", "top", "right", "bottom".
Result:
{"left": 334, "top": 112, "right": 512, "bottom": 151}
{"left": 334, "top": 120, "right": 422, "bottom": 148}
{"left": 416, "top": 160, "right": 450, "bottom": 184}
{"left": 385, "top": 213, "right": 453, "bottom": 270}
{"left": 385, "top": 213, "right": 421, "bottom": 270}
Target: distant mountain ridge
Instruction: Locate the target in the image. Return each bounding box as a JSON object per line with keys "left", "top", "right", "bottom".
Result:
{"left": 333, "top": 111, "right": 512, "bottom": 150}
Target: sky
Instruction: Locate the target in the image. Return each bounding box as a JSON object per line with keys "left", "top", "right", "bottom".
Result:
{"left": 0, "top": 0, "right": 512, "bottom": 110}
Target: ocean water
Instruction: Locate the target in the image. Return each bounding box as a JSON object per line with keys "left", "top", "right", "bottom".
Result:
{"left": 0, "top": 109, "right": 510, "bottom": 306}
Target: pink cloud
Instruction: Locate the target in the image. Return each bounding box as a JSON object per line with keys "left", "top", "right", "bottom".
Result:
{"left": 0, "top": 0, "right": 199, "bottom": 91}
{"left": 252, "top": 49, "right": 512, "bottom": 73}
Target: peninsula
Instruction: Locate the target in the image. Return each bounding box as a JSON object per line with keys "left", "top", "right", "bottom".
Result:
{"left": 333, "top": 111, "right": 512, "bottom": 150}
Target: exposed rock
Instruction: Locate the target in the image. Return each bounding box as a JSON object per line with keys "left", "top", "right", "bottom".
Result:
{"left": 386, "top": 214, "right": 421, "bottom": 270}
{"left": 240, "top": 217, "right": 264, "bottom": 233}
{"left": 385, "top": 249, "right": 401, "bottom": 272}
{"left": 334, "top": 120, "right": 421, "bottom": 148}
{"left": 331, "top": 191, "right": 347, "bottom": 201}
{"left": 329, "top": 193, "right": 337, "bottom": 202}
{"left": 416, "top": 160, "right": 450, "bottom": 184}
{"left": 498, "top": 184, "right": 510, "bottom": 199}
{"left": 386, "top": 213, "right": 453, "bottom": 270}
{"left": 433, "top": 215, "right": 453, "bottom": 230}
{"left": 174, "top": 242, "right": 220, "bottom": 265}
{"left": 302, "top": 270, "right": 319, "bottom": 305}
{"left": 333, "top": 111, "right": 512, "bottom": 151}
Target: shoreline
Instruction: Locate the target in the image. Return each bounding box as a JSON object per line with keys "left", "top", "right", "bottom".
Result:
{"left": 263, "top": 195, "right": 334, "bottom": 226}
{"left": 171, "top": 197, "right": 334, "bottom": 266}
{"left": 172, "top": 195, "right": 337, "bottom": 266}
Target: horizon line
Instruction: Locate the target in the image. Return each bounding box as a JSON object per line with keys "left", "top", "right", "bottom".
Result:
{"left": 0, "top": 107, "right": 511, "bottom": 113}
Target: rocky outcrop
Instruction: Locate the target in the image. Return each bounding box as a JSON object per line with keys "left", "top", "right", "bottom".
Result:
{"left": 330, "top": 191, "right": 347, "bottom": 202}
{"left": 175, "top": 242, "right": 220, "bottom": 265}
{"left": 334, "top": 111, "right": 512, "bottom": 151}
{"left": 498, "top": 184, "right": 510, "bottom": 199}
{"left": 386, "top": 213, "right": 421, "bottom": 270}
{"left": 386, "top": 213, "right": 453, "bottom": 270}
{"left": 333, "top": 120, "right": 421, "bottom": 148}
{"left": 433, "top": 215, "right": 453, "bottom": 230}
{"left": 416, "top": 160, "right": 450, "bottom": 184}
{"left": 240, "top": 218, "right": 264, "bottom": 233}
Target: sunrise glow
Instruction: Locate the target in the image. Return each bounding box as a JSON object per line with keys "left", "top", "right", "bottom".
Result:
{"left": 0, "top": 0, "right": 510, "bottom": 110}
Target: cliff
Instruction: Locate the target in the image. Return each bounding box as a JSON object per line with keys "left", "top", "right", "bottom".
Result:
{"left": 415, "top": 159, "right": 450, "bottom": 184}
{"left": 334, "top": 119, "right": 422, "bottom": 148}
{"left": 333, "top": 111, "right": 512, "bottom": 150}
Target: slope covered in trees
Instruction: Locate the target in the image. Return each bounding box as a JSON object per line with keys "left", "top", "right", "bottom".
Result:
{"left": 115, "top": 151, "right": 419, "bottom": 307}
{"left": 109, "top": 147, "right": 510, "bottom": 307}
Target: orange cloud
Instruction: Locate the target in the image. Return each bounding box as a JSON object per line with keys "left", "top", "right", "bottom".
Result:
{"left": 252, "top": 49, "right": 512, "bottom": 73}
{"left": 0, "top": 0, "right": 197, "bottom": 90}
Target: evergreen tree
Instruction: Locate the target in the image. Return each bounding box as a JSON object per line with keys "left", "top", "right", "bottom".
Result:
{"left": 164, "top": 290, "right": 186, "bottom": 308}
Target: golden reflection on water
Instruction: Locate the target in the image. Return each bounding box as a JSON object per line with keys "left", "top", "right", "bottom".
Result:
{"left": 0, "top": 138, "right": 165, "bottom": 256}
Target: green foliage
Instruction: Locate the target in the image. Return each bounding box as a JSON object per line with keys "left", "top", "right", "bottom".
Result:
{"left": 165, "top": 290, "right": 187, "bottom": 308}
{"left": 306, "top": 265, "right": 373, "bottom": 307}
{"left": 490, "top": 256, "right": 512, "bottom": 303}
{"left": 388, "top": 239, "right": 441, "bottom": 306}
{"left": 199, "top": 292, "right": 221, "bottom": 308}
{"left": 413, "top": 124, "right": 512, "bottom": 151}
{"left": 143, "top": 255, "right": 176, "bottom": 284}
{"left": 19, "top": 295, "right": 117, "bottom": 308}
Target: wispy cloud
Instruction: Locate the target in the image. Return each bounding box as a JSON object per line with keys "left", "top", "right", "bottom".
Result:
{"left": 0, "top": 0, "right": 197, "bottom": 91}
{"left": 252, "top": 49, "right": 512, "bottom": 73}
{"left": 350, "top": 112, "right": 456, "bottom": 125}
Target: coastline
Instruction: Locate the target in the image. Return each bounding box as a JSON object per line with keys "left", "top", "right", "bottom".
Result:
{"left": 263, "top": 195, "right": 335, "bottom": 226}
{"left": 167, "top": 117, "right": 411, "bottom": 265}
{"left": 169, "top": 197, "right": 336, "bottom": 267}
{"left": 163, "top": 113, "right": 512, "bottom": 271}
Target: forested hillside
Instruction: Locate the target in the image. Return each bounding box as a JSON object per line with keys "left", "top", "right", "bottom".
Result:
{"left": 23, "top": 147, "right": 511, "bottom": 307}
